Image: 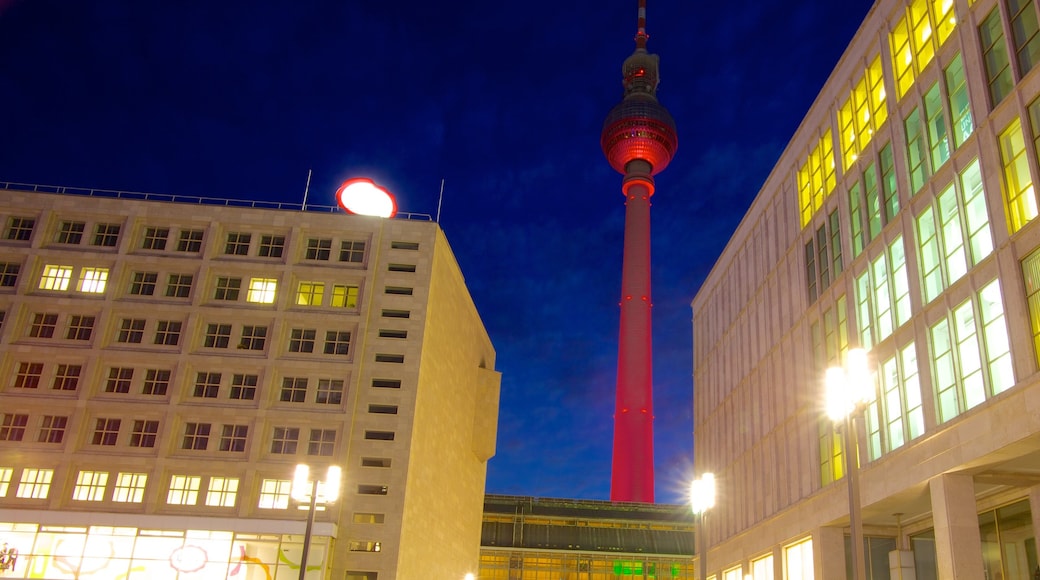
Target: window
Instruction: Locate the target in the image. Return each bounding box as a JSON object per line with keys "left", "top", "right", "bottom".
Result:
{"left": 358, "top": 484, "right": 389, "bottom": 495}
{"left": 381, "top": 309, "right": 410, "bottom": 319}
{"left": 193, "top": 372, "right": 221, "bottom": 398}
{"left": 372, "top": 379, "right": 402, "bottom": 389}
{"left": 92, "top": 418, "right": 121, "bottom": 446}
{"left": 246, "top": 278, "right": 277, "bottom": 303}
{"left": 271, "top": 427, "right": 299, "bottom": 454}
{"left": 391, "top": 240, "right": 420, "bottom": 250}
{"left": 225, "top": 232, "right": 251, "bottom": 255}
{"left": 353, "top": 513, "right": 386, "bottom": 524}
{"left": 206, "top": 477, "right": 239, "bottom": 507}
{"left": 931, "top": 280, "right": 1013, "bottom": 423}
{"left": 129, "top": 271, "right": 157, "bottom": 295}
{"left": 750, "top": 554, "right": 774, "bottom": 580}
{"left": 66, "top": 315, "right": 95, "bottom": 340}
{"left": 112, "top": 472, "right": 147, "bottom": 503}
{"left": 39, "top": 265, "right": 72, "bottom": 291}
{"left": 289, "top": 328, "right": 316, "bottom": 353}
{"left": 368, "top": 404, "right": 398, "bottom": 414}
{"left": 308, "top": 429, "right": 336, "bottom": 456}
{"left": 77, "top": 267, "right": 108, "bottom": 293}
{"left": 348, "top": 541, "right": 382, "bottom": 553}
{"left": 361, "top": 457, "right": 391, "bottom": 468}
{"left": 165, "top": 274, "right": 193, "bottom": 298}
{"left": 142, "top": 369, "right": 171, "bottom": 395}
{"left": 0, "top": 262, "right": 19, "bottom": 287}
{"left": 219, "top": 424, "right": 248, "bottom": 452}
{"left": 305, "top": 238, "right": 331, "bottom": 260}
{"left": 0, "top": 414, "right": 28, "bottom": 441}
{"left": 6, "top": 217, "right": 35, "bottom": 241}
{"left": 258, "top": 234, "right": 285, "bottom": 257}
{"left": 29, "top": 313, "right": 58, "bottom": 338}
{"left": 889, "top": 0, "right": 954, "bottom": 99}
{"left": 295, "top": 281, "right": 324, "bottom": 306}
{"left": 280, "top": 377, "right": 308, "bottom": 402}
{"left": 316, "top": 379, "right": 344, "bottom": 404}
{"left": 52, "top": 364, "right": 81, "bottom": 391}
{"left": 38, "top": 415, "right": 67, "bottom": 443}
{"left": 855, "top": 237, "right": 911, "bottom": 349}
{"left": 1009, "top": 0, "right": 1040, "bottom": 76}
{"left": 924, "top": 82, "right": 951, "bottom": 171}
{"left": 332, "top": 284, "right": 359, "bottom": 308}
{"left": 204, "top": 323, "right": 232, "bottom": 348}
{"left": 784, "top": 537, "right": 814, "bottom": 580}
{"left": 129, "top": 420, "right": 159, "bottom": 448}
{"left": 214, "top": 277, "right": 241, "bottom": 301}
{"left": 230, "top": 374, "right": 258, "bottom": 400}
{"left": 167, "top": 475, "right": 201, "bottom": 505}
{"left": 804, "top": 210, "right": 843, "bottom": 303}
{"left": 340, "top": 240, "right": 366, "bottom": 262}
{"left": 92, "top": 223, "right": 121, "bottom": 247}
{"left": 154, "top": 320, "right": 182, "bottom": 345}
{"left": 182, "top": 423, "right": 211, "bottom": 450}
{"left": 379, "top": 329, "right": 407, "bottom": 339}
{"left": 880, "top": 143, "right": 899, "bottom": 224}
{"left": 176, "top": 229, "right": 204, "bottom": 252}
{"left": 365, "top": 430, "right": 395, "bottom": 441}
{"left": 142, "top": 227, "right": 169, "bottom": 250}
{"left": 945, "top": 54, "right": 974, "bottom": 148}
{"left": 16, "top": 468, "right": 53, "bottom": 499}
{"left": 57, "top": 221, "right": 85, "bottom": 244}
{"left": 325, "top": 331, "right": 352, "bottom": 355}
{"left": 980, "top": 8, "right": 1015, "bottom": 106}
{"left": 979, "top": 499, "right": 1036, "bottom": 578}
{"left": 385, "top": 286, "right": 413, "bottom": 295}
{"left": 105, "top": 368, "right": 134, "bottom": 393}
{"left": 388, "top": 263, "right": 417, "bottom": 273}
{"left": 0, "top": 468, "right": 9, "bottom": 496}
{"left": 837, "top": 56, "right": 888, "bottom": 171}
{"left": 72, "top": 471, "right": 108, "bottom": 501}
{"left": 375, "top": 353, "right": 403, "bottom": 363}
{"left": 238, "top": 325, "right": 267, "bottom": 350}
{"left": 14, "top": 362, "right": 43, "bottom": 389}
{"left": 258, "top": 479, "right": 291, "bottom": 509}
{"left": 874, "top": 342, "right": 925, "bottom": 458}
{"left": 999, "top": 118, "right": 1037, "bottom": 234}
{"left": 118, "top": 318, "right": 145, "bottom": 343}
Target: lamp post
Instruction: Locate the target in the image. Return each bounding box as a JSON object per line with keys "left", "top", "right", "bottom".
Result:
{"left": 691, "top": 473, "right": 716, "bottom": 580}
{"left": 291, "top": 464, "right": 342, "bottom": 580}
{"left": 825, "top": 348, "right": 872, "bottom": 580}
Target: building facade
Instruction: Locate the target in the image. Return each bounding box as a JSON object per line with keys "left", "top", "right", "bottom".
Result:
{"left": 0, "top": 185, "right": 500, "bottom": 579}
{"left": 692, "top": 0, "right": 1040, "bottom": 578}
{"left": 478, "top": 494, "right": 695, "bottom": 579}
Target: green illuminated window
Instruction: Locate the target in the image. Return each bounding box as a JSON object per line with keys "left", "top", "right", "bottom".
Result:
{"left": 905, "top": 107, "right": 930, "bottom": 193}
{"left": 924, "top": 82, "right": 950, "bottom": 170}
{"left": 879, "top": 342, "right": 925, "bottom": 454}
{"left": 1020, "top": 248, "right": 1040, "bottom": 366}
{"left": 855, "top": 237, "right": 910, "bottom": 349}
{"left": 998, "top": 118, "right": 1037, "bottom": 233}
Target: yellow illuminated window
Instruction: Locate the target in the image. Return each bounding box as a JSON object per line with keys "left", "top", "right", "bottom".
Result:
{"left": 205, "top": 476, "right": 239, "bottom": 507}
{"left": 112, "top": 472, "right": 147, "bottom": 503}
{"left": 16, "top": 468, "right": 53, "bottom": 499}
{"left": 998, "top": 118, "right": 1038, "bottom": 233}
{"left": 0, "top": 467, "right": 11, "bottom": 496}
{"left": 72, "top": 470, "right": 108, "bottom": 501}
{"left": 247, "top": 277, "right": 277, "bottom": 304}
{"left": 332, "top": 284, "right": 359, "bottom": 308}
{"left": 933, "top": 0, "right": 956, "bottom": 45}
{"left": 39, "top": 265, "right": 72, "bottom": 291}
{"left": 891, "top": 0, "right": 957, "bottom": 99}
{"left": 838, "top": 56, "right": 889, "bottom": 172}
{"left": 296, "top": 281, "right": 324, "bottom": 306}
{"left": 167, "top": 475, "right": 201, "bottom": 505}
{"left": 785, "top": 537, "right": 815, "bottom": 580}
{"left": 798, "top": 130, "right": 836, "bottom": 227}
{"left": 77, "top": 267, "right": 109, "bottom": 293}
{"left": 258, "top": 478, "right": 291, "bottom": 509}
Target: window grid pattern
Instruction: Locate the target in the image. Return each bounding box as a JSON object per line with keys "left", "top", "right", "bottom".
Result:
{"left": 838, "top": 55, "right": 888, "bottom": 171}
{"left": 206, "top": 477, "right": 240, "bottom": 507}
{"left": 230, "top": 374, "right": 258, "bottom": 400}
{"left": 219, "top": 424, "right": 248, "bottom": 452}
{"left": 105, "top": 367, "right": 134, "bottom": 393}
{"left": 16, "top": 468, "right": 53, "bottom": 499}
{"left": 167, "top": 475, "right": 201, "bottom": 505}
{"left": 52, "top": 364, "right": 82, "bottom": 391}
{"left": 142, "top": 227, "right": 169, "bottom": 250}
{"left": 0, "top": 413, "right": 28, "bottom": 442}
{"left": 6, "top": 217, "right": 34, "bottom": 241}
{"left": 112, "top": 472, "right": 147, "bottom": 503}
{"left": 130, "top": 420, "right": 159, "bottom": 448}
{"left": 92, "top": 223, "right": 120, "bottom": 247}
{"left": 856, "top": 237, "right": 912, "bottom": 348}
{"left": 258, "top": 235, "right": 285, "bottom": 257}
{"left": 129, "top": 272, "right": 157, "bottom": 296}
{"left": 57, "top": 221, "right": 85, "bottom": 244}
{"left": 214, "top": 277, "right": 241, "bottom": 301}
{"left": 143, "top": 369, "right": 171, "bottom": 395}
{"left": 797, "top": 129, "right": 836, "bottom": 227}
{"left": 38, "top": 416, "right": 67, "bottom": 443}
{"left": 890, "top": 0, "right": 955, "bottom": 99}
{"left": 999, "top": 118, "right": 1037, "bottom": 233}
{"left": 39, "top": 265, "right": 72, "bottom": 291}
{"left": 72, "top": 470, "right": 108, "bottom": 502}
{"left": 0, "top": 262, "right": 19, "bottom": 287}
{"left": 258, "top": 479, "right": 291, "bottom": 509}
{"left": 92, "top": 418, "right": 121, "bottom": 446}
{"left": 271, "top": 427, "right": 300, "bottom": 454}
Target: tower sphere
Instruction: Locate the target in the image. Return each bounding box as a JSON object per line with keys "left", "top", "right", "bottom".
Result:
{"left": 601, "top": 94, "right": 678, "bottom": 176}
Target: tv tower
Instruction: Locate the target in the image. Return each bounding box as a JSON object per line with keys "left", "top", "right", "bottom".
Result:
{"left": 600, "top": 0, "right": 677, "bottom": 503}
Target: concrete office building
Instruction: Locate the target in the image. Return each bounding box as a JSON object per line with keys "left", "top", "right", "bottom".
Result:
{"left": 478, "top": 494, "right": 695, "bottom": 579}
{"left": 0, "top": 185, "right": 500, "bottom": 579}
{"left": 692, "top": 0, "right": 1040, "bottom": 578}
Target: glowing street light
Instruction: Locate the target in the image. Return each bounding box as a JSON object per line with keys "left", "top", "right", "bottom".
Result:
{"left": 825, "top": 348, "right": 872, "bottom": 580}
{"left": 335, "top": 178, "right": 397, "bottom": 218}
{"left": 691, "top": 473, "right": 716, "bottom": 580}
{"left": 291, "top": 464, "right": 342, "bottom": 580}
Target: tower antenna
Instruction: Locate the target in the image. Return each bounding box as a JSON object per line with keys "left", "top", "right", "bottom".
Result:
{"left": 436, "top": 179, "right": 445, "bottom": 223}
{"left": 301, "top": 169, "right": 313, "bottom": 211}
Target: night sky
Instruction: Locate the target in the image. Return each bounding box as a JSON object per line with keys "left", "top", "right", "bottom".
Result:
{"left": 0, "top": 0, "right": 875, "bottom": 503}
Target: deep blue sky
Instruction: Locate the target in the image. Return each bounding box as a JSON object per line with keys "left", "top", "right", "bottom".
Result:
{"left": 0, "top": 1, "right": 875, "bottom": 503}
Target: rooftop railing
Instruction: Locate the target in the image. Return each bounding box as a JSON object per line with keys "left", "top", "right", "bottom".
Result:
{"left": 0, "top": 181, "right": 434, "bottom": 221}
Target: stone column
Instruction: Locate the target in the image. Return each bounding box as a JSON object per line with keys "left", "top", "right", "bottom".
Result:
{"left": 813, "top": 526, "right": 846, "bottom": 580}
{"left": 929, "top": 473, "right": 984, "bottom": 579}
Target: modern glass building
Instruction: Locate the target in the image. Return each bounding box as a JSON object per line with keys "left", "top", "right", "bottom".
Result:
{"left": 693, "top": 0, "right": 1040, "bottom": 578}
{"left": 0, "top": 185, "right": 500, "bottom": 579}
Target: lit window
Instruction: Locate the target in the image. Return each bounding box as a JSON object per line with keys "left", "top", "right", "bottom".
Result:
{"left": 143, "top": 369, "right": 171, "bottom": 395}
{"left": 219, "top": 424, "right": 248, "bottom": 452}
{"left": 66, "top": 315, "right": 95, "bottom": 340}
{"left": 52, "top": 364, "right": 82, "bottom": 391}
{"left": 316, "top": 379, "right": 344, "bottom": 405}
{"left": 289, "top": 328, "right": 316, "bottom": 353}
{"left": 182, "top": 422, "right": 211, "bottom": 450}
{"left": 193, "top": 372, "right": 221, "bottom": 398}
{"left": 308, "top": 428, "right": 336, "bottom": 456}
{"left": 230, "top": 374, "right": 258, "bottom": 400}
{"left": 238, "top": 325, "right": 267, "bottom": 350}
{"left": 258, "top": 479, "right": 291, "bottom": 509}
{"left": 271, "top": 427, "right": 299, "bottom": 454}
{"left": 118, "top": 318, "right": 145, "bottom": 343}
{"left": 16, "top": 468, "right": 53, "bottom": 499}
{"left": 105, "top": 367, "right": 134, "bottom": 393}
{"left": 875, "top": 342, "right": 925, "bottom": 458}
{"left": 128, "top": 271, "right": 157, "bottom": 295}
{"left": 57, "top": 221, "right": 85, "bottom": 244}
{"left": 206, "top": 477, "right": 239, "bottom": 507}
{"left": 142, "top": 227, "right": 169, "bottom": 250}
{"left": 855, "top": 237, "right": 911, "bottom": 349}
{"left": 0, "top": 414, "right": 28, "bottom": 442}
{"left": 176, "top": 229, "right": 204, "bottom": 252}
{"left": 0, "top": 262, "right": 19, "bottom": 287}
{"left": 72, "top": 471, "right": 109, "bottom": 501}
{"left": 225, "top": 232, "right": 251, "bottom": 255}
{"left": 129, "top": 420, "right": 159, "bottom": 448}
{"left": 340, "top": 240, "right": 366, "bottom": 263}
{"left": 0, "top": 468, "right": 12, "bottom": 496}
{"left": 751, "top": 553, "right": 774, "bottom": 580}
{"left": 167, "top": 475, "right": 201, "bottom": 505}
{"left": 92, "top": 223, "right": 120, "bottom": 247}
{"left": 348, "top": 540, "right": 382, "bottom": 553}
{"left": 258, "top": 234, "right": 285, "bottom": 257}
{"left": 39, "top": 265, "right": 73, "bottom": 291}
{"left": 29, "top": 313, "right": 58, "bottom": 338}
{"left": 306, "top": 238, "right": 331, "bottom": 260}
{"left": 924, "top": 82, "right": 950, "bottom": 171}
{"left": 112, "top": 472, "right": 147, "bottom": 503}
{"left": 6, "top": 217, "right": 35, "bottom": 241}
{"left": 14, "top": 362, "right": 43, "bottom": 389}
{"left": 77, "top": 267, "right": 109, "bottom": 293}
{"left": 784, "top": 537, "right": 814, "bottom": 580}
{"left": 38, "top": 415, "right": 67, "bottom": 443}
{"left": 998, "top": 118, "right": 1037, "bottom": 234}
{"left": 247, "top": 278, "right": 277, "bottom": 303}
{"left": 296, "top": 281, "right": 324, "bottom": 306}
{"left": 214, "top": 277, "right": 241, "bottom": 301}
{"left": 945, "top": 54, "right": 974, "bottom": 148}
{"left": 91, "top": 418, "right": 121, "bottom": 446}
{"left": 797, "top": 129, "right": 836, "bottom": 227}
{"left": 332, "top": 284, "right": 359, "bottom": 308}
{"left": 280, "top": 377, "right": 308, "bottom": 403}
{"left": 890, "top": 0, "right": 955, "bottom": 99}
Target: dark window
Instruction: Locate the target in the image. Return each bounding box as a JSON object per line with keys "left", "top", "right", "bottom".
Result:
{"left": 384, "top": 286, "right": 413, "bottom": 295}
{"left": 52, "top": 364, "right": 81, "bottom": 391}
{"left": 316, "top": 379, "right": 344, "bottom": 405}
{"left": 105, "top": 368, "right": 134, "bottom": 393}
{"left": 177, "top": 229, "right": 204, "bottom": 252}
{"left": 154, "top": 320, "right": 182, "bottom": 345}
{"left": 14, "top": 362, "right": 43, "bottom": 389}
{"left": 388, "top": 263, "right": 416, "bottom": 273}
{"left": 280, "top": 377, "right": 307, "bottom": 402}
{"left": 372, "top": 379, "right": 402, "bottom": 389}
{"left": 391, "top": 241, "right": 420, "bottom": 250}
{"left": 224, "top": 232, "right": 251, "bottom": 255}
{"left": 258, "top": 234, "right": 285, "bottom": 257}
{"left": 29, "top": 313, "right": 58, "bottom": 338}
{"left": 324, "top": 331, "right": 351, "bottom": 355}
{"left": 219, "top": 424, "right": 248, "bottom": 452}
{"left": 0, "top": 262, "right": 19, "bottom": 287}
{"left": 364, "top": 430, "right": 395, "bottom": 441}
{"left": 379, "top": 329, "right": 408, "bottom": 339}
{"left": 368, "top": 404, "right": 398, "bottom": 414}
{"left": 271, "top": 427, "right": 299, "bottom": 454}
{"left": 230, "top": 374, "right": 258, "bottom": 400}
{"left": 375, "top": 353, "right": 404, "bottom": 363}
{"left": 6, "top": 217, "right": 35, "bottom": 241}
{"left": 204, "top": 323, "right": 232, "bottom": 348}
{"left": 129, "top": 272, "right": 157, "bottom": 296}
{"left": 308, "top": 429, "right": 336, "bottom": 456}
{"left": 57, "top": 221, "right": 85, "bottom": 244}
{"left": 92, "top": 223, "right": 121, "bottom": 247}
{"left": 66, "top": 315, "right": 95, "bottom": 340}
{"left": 339, "top": 240, "right": 366, "bottom": 263}
{"left": 142, "top": 227, "right": 169, "bottom": 250}
{"left": 214, "top": 277, "right": 241, "bottom": 300}
{"left": 289, "top": 328, "right": 316, "bottom": 353}
{"left": 38, "top": 415, "right": 67, "bottom": 443}
{"left": 130, "top": 420, "right": 159, "bottom": 448}
{"left": 238, "top": 325, "right": 267, "bottom": 350}
{"left": 118, "top": 318, "right": 145, "bottom": 343}
{"left": 306, "top": 238, "right": 331, "bottom": 260}
{"left": 0, "top": 414, "right": 28, "bottom": 441}
{"left": 92, "top": 418, "right": 121, "bottom": 445}
{"left": 142, "top": 369, "right": 171, "bottom": 395}
{"left": 182, "top": 423, "right": 211, "bottom": 450}
{"left": 193, "top": 372, "right": 221, "bottom": 398}
{"left": 165, "top": 274, "right": 193, "bottom": 298}
{"left": 381, "top": 309, "right": 410, "bottom": 319}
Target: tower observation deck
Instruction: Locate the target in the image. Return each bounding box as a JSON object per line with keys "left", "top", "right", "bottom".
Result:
{"left": 600, "top": 0, "right": 677, "bottom": 503}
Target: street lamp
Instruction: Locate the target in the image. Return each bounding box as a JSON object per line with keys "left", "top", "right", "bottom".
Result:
{"left": 291, "top": 464, "right": 342, "bottom": 580}
{"left": 691, "top": 472, "right": 716, "bottom": 580}
{"left": 826, "top": 348, "right": 872, "bottom": 580}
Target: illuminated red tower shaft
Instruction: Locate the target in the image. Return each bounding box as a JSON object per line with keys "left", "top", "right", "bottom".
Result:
{"left": 600, "top": 0, "right": 677, "bottom": 503}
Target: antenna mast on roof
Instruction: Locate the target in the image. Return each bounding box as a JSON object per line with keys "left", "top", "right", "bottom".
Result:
{"left": 301, "top": 169, "right": 313, "bottom": 211}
